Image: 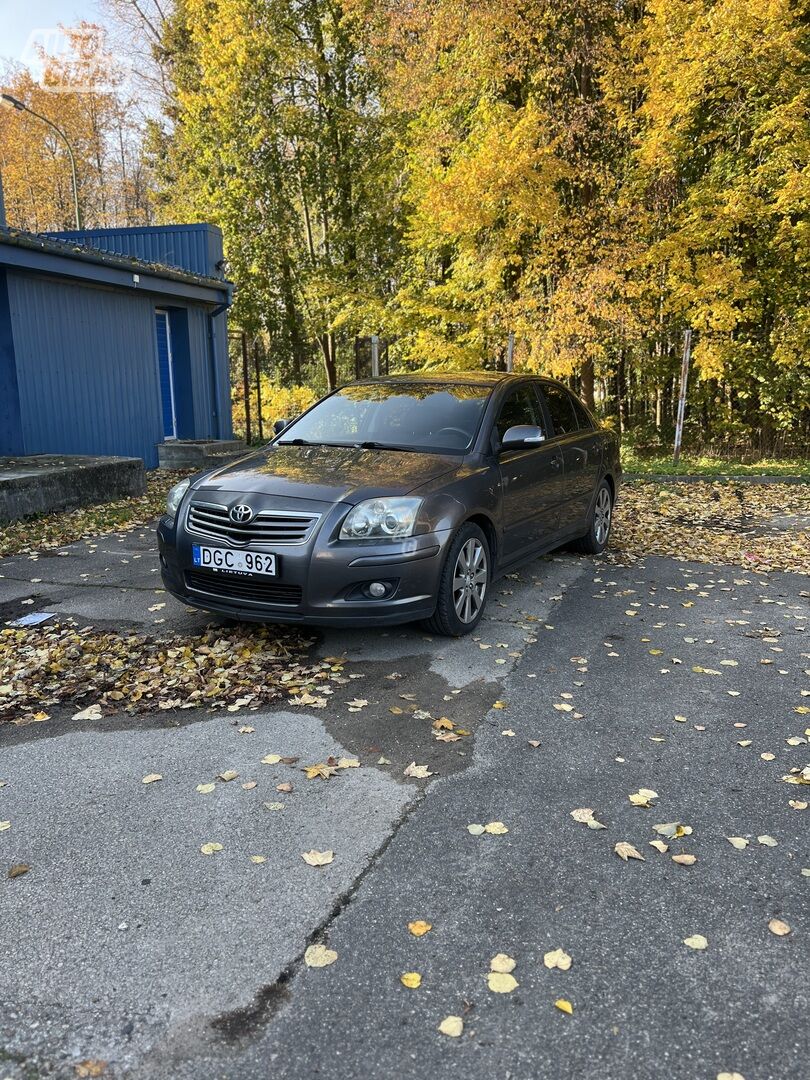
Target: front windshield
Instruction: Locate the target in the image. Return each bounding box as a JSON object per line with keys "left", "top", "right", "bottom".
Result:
{"left": 277, "top": 382, "right": 492, "bottom": 453}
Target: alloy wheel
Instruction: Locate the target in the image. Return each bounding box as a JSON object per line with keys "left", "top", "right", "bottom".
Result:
{"left": 452, "top": 537, "right": 488, "bottom": 624}
{"left": 594, "top": 487, "right": 612, "bottom": 545}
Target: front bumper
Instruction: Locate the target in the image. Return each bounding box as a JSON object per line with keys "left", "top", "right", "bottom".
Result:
{"left": 157, "top": 498, "right": 451, "bottom": 627}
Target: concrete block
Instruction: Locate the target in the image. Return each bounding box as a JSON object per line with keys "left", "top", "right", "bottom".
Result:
{"left": 157, "top": 439, "right": 247, "bottom": 470}
{"left": 0, "top": 455, "right": 146, "bottom": 523}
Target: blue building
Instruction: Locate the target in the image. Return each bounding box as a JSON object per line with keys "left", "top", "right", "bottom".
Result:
{"left": 0, "top": 223, "right": 233, "bottom": 469}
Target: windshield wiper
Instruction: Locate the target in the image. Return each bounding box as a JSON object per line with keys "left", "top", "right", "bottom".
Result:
{"left": 277, "top": 439, "right": 350, "bottom": 448}
{"left": 353, "top": 441, "right": 420, "bottom": 453}
{"left": 278, "top": 438, "right": 422, "bottom": 452}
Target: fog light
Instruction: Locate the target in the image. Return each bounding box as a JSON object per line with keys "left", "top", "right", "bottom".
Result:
{"left": 368, "top": 581, "right": 387, "bottom": 598}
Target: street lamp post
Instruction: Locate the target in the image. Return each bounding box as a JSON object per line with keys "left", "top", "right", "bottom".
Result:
{"left": 0, "top": 93, "right": 82, "bottom": 230}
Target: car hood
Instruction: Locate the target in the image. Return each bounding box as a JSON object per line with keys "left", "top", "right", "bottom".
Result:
{"left": 194, "top": 444, "right": 460, "bottom": 505}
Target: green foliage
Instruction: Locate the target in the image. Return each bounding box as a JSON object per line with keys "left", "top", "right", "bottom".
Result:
{"left": 231, "top": 379, "right": 317, "bottom": 441}
{"left": 621, "top": 449, "right": 810, "bottom": 478}
{"left": 154, "top": 0, "right": 401, "bottom": 388}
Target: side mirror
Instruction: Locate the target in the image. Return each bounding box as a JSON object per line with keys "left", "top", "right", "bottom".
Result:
{"left": 273, "top": 418, "right": 289, "bottom": 435}
{"left": 500, "top": 424, "right": 545, "bottom": 451}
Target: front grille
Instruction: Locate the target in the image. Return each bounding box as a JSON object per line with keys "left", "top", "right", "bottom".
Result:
{"left": 185, "top": 570, "right": 303, "bottom": 606}
{"left": 187, "top": 502, "right": 319, "bottom": 546}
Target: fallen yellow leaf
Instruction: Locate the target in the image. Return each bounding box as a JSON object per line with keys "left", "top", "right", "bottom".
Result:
{"left": 554, "top": 998, "right": 573, "bottom": 1014}
{"left": 404, "top": 762, "right": 433, "bottom": 779}
{"left": 487, "top": 971, "right": 518, "bottom": 993}
{"left": 570, "top": 807, "right": 606, "bottom": 829}
{"left": 438, "top": 1015, "right": 463, "bottom": 1037}
{"left": 408, "top": 920, "right": 432, "bottom": 937}
{"left": 75, "top": 1061, "right": 108, "bottom": 1078}
{"left": 141, "top": 773, "right": 162, "bottom": 784}
{"left": 614, "top": 841, "right": 645, "bottom": 862}
{"left": 490, "top": 953, "right": 516, "bottom": 973}
{"left": 301, "top": 849, "right": 334, "bottom": 867}
{"left": 726, "top": 836, "right": 749, "bottom": 850}
{"left": 400, "top": 972, "right": 422, "bottom": 988}
{"left": 200, "top": 842, "right": 223, "bottom": 855}
{"left": 304, "top": 763, "right": 338, "bottom": 780}
{"left": 544, "top": 948, "right": 572, "bottom": 971}
{"left": 432, "top": 717, "right": 454, "bottom": 730}
{"left": 304, "top": 944, "right": 337, "bottom": 968}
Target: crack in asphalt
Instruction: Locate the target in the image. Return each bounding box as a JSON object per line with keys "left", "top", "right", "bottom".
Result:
{"left": 208, "top": 786, "right": 429, "bottom": 1045}
{"left": 0, "top": 573, "right": 162, "bottom": 593}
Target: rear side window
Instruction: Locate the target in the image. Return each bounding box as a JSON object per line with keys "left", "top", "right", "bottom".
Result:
{"left": 541, "top": 384, "right": 578, "bottom": 436}
{"left": 570, "top": 395, "right": 593, "bottom": 431}
{"left": 495, "top": 387, "right": 544, "bottom": 443}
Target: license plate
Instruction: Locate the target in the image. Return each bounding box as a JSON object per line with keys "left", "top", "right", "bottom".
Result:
{"left": 192, "top": 544, "right": 277, "bottom": 576}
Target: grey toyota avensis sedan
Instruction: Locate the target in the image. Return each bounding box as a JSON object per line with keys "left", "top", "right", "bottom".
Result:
{"left": 158, "top": 373, "right": 620, "bottom": 636}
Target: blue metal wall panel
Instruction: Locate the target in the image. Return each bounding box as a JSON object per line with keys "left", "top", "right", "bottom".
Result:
{"left": 187, "top": 306, "right": 216, "bottom": 438}
{"left": 182, "top": 309, "right": 232, "bottom": 440}
{"left": 44, "top": 224, "right": 224, "bottom": 279}
{"left": 7, "top": 271, "right": 164, "bottom": 467}
{"left": 0, "top": 270, "right": 23, "bottom": 455}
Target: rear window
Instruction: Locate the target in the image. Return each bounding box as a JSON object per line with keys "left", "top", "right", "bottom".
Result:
{"left": 541, "top": 383, "right": 578, "bottom": 436}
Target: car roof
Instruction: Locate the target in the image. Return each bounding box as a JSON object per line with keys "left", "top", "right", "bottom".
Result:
{"left": 349, "top": 371, "right": 531, "bottom": 388}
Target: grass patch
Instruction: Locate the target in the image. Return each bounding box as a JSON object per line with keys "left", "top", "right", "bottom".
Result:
{"left": 621, "top": 449, "right": 810, "bottom": 477}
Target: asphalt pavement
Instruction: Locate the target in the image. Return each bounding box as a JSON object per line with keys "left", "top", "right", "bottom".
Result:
{"left": 1, "top": 528, "right": 808, "bottom": 1079}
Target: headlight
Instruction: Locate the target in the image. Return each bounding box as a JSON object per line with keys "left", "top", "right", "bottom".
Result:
{"left": 339, "top": 497, "right": 422, "bottom": 540}
{"left": 165, "top": 478, "right": 191, "bottom": 521}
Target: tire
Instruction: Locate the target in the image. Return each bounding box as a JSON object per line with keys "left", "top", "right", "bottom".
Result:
{"left": 423, "top": 522, "right": 491, "bottom": 637}
{"left": 571, "top": 480, "right": 613, "bottom": 555}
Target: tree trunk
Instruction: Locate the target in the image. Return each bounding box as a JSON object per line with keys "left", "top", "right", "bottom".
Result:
{"left": 319, "top": 334, "right": 337, "bottom": 391}
{"left": 581, "top": 357, "right": 595, "bottom": 410}
{"left": 616, "top": 350, "right": 627, "bottom": 436}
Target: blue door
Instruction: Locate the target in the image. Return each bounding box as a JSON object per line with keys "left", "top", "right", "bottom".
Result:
{"left": 155, "top": 309, "right": 177, "bottom": 439}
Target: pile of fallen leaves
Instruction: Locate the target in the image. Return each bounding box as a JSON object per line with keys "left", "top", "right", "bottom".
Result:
{"left": 611, "top": 481, "right": 810, "bottom": 573}
{"left": 0, "top": 471, "right": 189, "bottom": 559}
{"left": 0, "top": 622, "right": 348, "bottom": 724}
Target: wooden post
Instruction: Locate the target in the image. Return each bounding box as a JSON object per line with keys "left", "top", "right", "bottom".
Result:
{"left": 506, "top": 331, "right": 515, "bottom": 372}
{"left": 673, "top": 328, "right": 692, "bottom": 465}
{"left": 254, "top": 340, "right": 264, "bottom": 442}
{"left": 241, "top": 332, "right": 252, "bottom": 445}
{"left": 371, "top": 334, "right": 380, "bottom": 378}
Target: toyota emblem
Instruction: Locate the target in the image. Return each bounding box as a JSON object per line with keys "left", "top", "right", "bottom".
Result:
{"left": 229, "top": 503, "right": 254, "bottom": 524}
